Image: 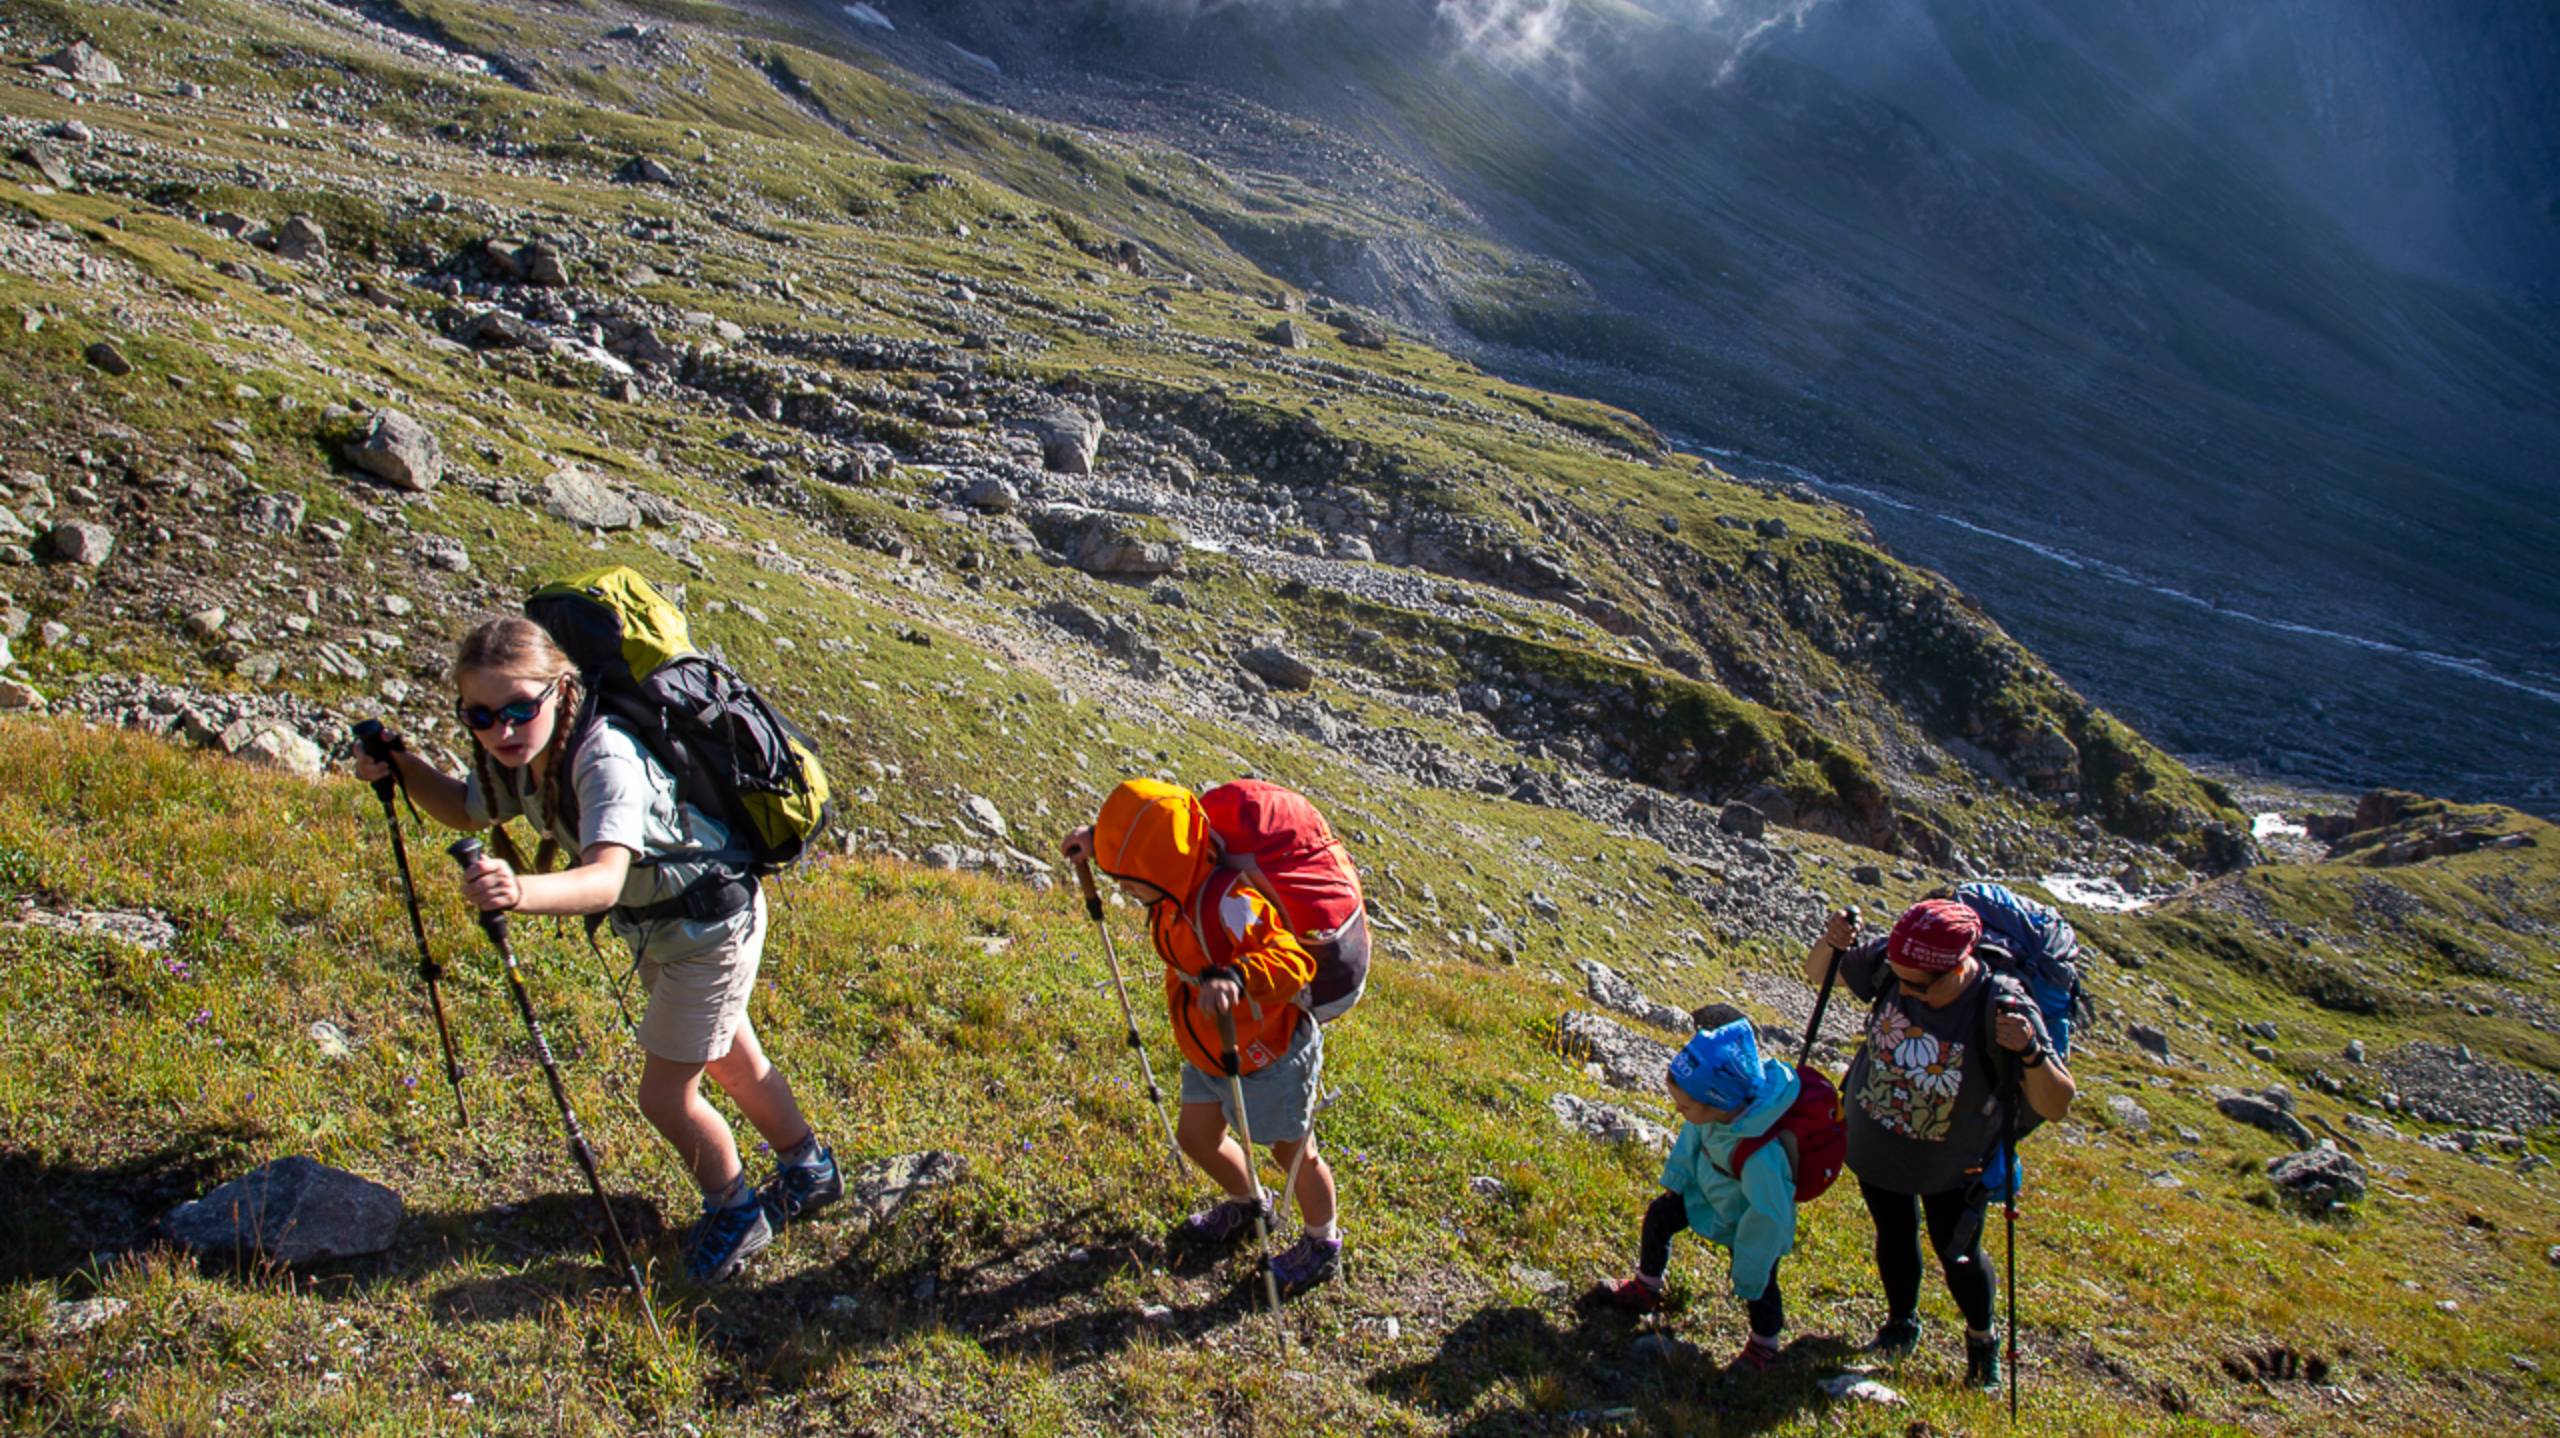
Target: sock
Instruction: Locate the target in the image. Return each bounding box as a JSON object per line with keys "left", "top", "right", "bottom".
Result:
{"left": 1305, "top": 1219, "right": 1339, "bottom": 1244}
{"left": 703, "top": 1173, "right": 752, "bottom": 1212}
{"left": 777, "top": 1132, "right": 824, "bottom": 1169}
{"left": 1633, "top": 1271, "right": 1665, "bottom": 1290}
{"left": 1747, "top": 1332, "right": 1781, "bottom": 1350}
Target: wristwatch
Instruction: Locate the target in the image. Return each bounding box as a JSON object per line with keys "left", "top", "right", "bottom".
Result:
{"left": 2021, "top": 1046, "right": 2048, "bottom": 1069}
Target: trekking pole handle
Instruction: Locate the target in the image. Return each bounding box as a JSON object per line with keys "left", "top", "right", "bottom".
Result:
{"left": 447, "top": 838, "right": 508, "bottom": 942}
{"left": 1074, "top": 855, "right": 1104, "bottom": 921}
{"left": 352, "top": 719, "right": 400, "bottom": 802}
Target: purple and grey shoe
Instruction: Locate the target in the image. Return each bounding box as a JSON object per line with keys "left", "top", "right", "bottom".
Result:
{"left": 1270, "top": 1234, "right": 1341, "bottom": 1296}
{"left": 1183, "top": 1194, "right": 1269, "bottom": 1245}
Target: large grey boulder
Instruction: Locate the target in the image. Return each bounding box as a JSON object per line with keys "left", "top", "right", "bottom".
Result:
{"left": 2267, "top": 1147, "right": 2367, "bottom": 1212}
{"left": 2217, "top": 1091, "right": 2317, "bottom": 1148}
{"left": 1028, "top": 504, "right": 1185, "bottom": 578}
{"left": 1028, "top": 408, "right": 1104, "bottom": 475}
{"left": 44, "top": 41, "right": 124, "bottom": 88}
{"left": 273, "top": 215, "right": 329, "bottom": 265}
{"left": 342, "top": 412, "right": 442, "bottom": 492}
{"left": 1558, "top": 1010, "right": 1678, "bottom": 1093}
{"left": 1717, "top": 801, "right": 1766, "bottom": 840}
{"left": 962, "top": 474, "right": 1020, "bottom": 513}
{"left": 540, "top": 468, "right": 641, "bottom": 531}
{"left": 1239, "top": 645, "right": 1317, "bottom": 691}
{"left": 165, "top": 1157, "right": 403, "bottom": 1263}
{"left": 45, "top": 521, "right": 114, "bottom": 567}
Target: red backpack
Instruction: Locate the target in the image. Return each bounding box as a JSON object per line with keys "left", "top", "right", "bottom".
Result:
{"left": 1714, "top": 1065, "right": 1848, "bottom": 1203}
{"left": 1200, "top": 779, "right": 1369, "bottom": 1020}
{"left": 1200, "top": 780, "right": 1365, "bottom": 941}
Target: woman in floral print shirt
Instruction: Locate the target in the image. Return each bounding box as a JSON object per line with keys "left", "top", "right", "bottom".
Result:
{"left": 1805, "top": 899, "right": 2076, "bottom": 1387}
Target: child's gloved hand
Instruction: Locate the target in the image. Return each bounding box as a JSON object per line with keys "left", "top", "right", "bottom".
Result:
{"left": 459, "top": 853, "right": 522, "bottom": 913}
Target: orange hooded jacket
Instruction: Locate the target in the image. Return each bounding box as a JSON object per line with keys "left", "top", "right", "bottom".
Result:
{"left": 1094, "top": 778, "right": 1313, "bottom": 1077}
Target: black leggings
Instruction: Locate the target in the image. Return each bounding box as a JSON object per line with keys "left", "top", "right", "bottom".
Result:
{"left": 1639, "top": 1190, "right": 1784, "bottom": 1338}
{"left": 1858, "top": 1179, "right": 1994, "bottom": 1332}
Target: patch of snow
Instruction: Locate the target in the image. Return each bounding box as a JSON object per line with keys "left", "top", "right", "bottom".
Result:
{"left": 2039, "top": 873, "right": 2153, "bottom": 914}
{"left": 2253, "top": 810, "right": 2309, "bottom": 841}
{"left": 843, "top": 4, "right": 895, "bottom": 31}
{"left": 947, "top": 42, "right": 1002, "bottom": 76}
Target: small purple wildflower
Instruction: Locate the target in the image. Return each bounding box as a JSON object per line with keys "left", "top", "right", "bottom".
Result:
{"left": 402, "top": 1075, "right": 419, "bottom": 1090}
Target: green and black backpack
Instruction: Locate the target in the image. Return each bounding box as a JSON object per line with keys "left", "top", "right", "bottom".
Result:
{"left": 525, "top": 567, "right": 833, "bottom": 893}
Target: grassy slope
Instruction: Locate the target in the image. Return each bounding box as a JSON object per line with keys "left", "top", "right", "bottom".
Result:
{"left": 3, "top": 724, "right": 2558, "bottom": 1436}
{"left": 0, "top": 1, "right": 2548, "bottom": 1431}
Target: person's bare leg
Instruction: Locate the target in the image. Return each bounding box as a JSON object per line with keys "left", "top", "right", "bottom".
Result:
{"left": 1270, "top": 1135, "right": 1336, "bottom": 1230}
{"left": 636, "top": 1053, "right": 742, "bottom": 1194}
{"left": 1177, "top": 1100, "right": 1257, "bottom": 1197}
{"left": 701, "top": 1017, "right": 816, "bottom": 1152}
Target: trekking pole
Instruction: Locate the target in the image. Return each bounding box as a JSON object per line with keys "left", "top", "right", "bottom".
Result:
{"left": 1797, "top": 905, "right": 1857, "bottom": 1070}
{"left": 2005, "top": 1051, "right": 2022, "bottom": 1421}
{"left": 1215, "top": 1007, "right": 1290, "bottom": 1357}
{"left": 1272, "top": 1026, "right": 1333, "bottom": 1230}
{"left": 1075, "top": 858, "right": 1183, "bottom": 1180}
{"left": 353, "top": 721, "right": 469, "bottom": 1130}
{"left": 447, "top": 838, "right": 663, "bottom": 1342}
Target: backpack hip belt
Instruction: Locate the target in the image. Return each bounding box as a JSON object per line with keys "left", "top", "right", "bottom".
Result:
{"left": 618, "top": 872, "right": 757, "bottom": 927}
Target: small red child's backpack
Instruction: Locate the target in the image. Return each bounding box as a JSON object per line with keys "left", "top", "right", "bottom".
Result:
{"left": 1199, "top": 779, "right": 1365, "bottom": 939}
{"left": 1713, "top": 1065, "right": 1848, "bottom": 1202}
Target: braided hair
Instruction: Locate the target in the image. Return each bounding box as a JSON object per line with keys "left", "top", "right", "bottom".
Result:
{"left": 455, "top": 617, "right": 583, "bottom": 874}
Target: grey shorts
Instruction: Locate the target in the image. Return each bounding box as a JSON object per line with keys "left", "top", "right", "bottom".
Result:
{"left": 1180, "top": 1014, "right": 1323, "bottom": 1144}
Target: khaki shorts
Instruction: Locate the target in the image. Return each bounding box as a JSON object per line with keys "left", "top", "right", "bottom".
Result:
{"left": 633, "top": 895, "right": 766, "bottom": 1065}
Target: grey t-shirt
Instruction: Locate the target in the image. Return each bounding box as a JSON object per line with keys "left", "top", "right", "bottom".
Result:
{"left": 464, "top": 720, "right": 753, "bottom": 963}
{"left": 1836, "top": 937, "right": 2052, "bottom": 1195}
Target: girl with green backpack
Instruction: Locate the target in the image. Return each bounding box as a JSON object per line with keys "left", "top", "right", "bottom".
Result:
{"left": 353, "top": 613, "right": 838, "bottom": 1284}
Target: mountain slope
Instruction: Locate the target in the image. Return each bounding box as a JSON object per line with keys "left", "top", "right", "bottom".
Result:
{"left": 0, "top": 2, "right": 2553, "bottom": 1434}
{"left": 807, "top": 0, "right": 2560, "bottom": 811}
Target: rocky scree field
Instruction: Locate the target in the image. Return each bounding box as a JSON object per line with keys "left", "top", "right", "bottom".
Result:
{"left": 0, "top": 2, "right": 2553, "bottom": 1434}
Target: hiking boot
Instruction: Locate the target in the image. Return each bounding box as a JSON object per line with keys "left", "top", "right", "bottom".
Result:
{"left": 1966, "top": 1332, "right": 2003, "bottom": 1390}
{"left": 1270, "top": 1234, "right": 1341, "bottom": 1296}
{"left": 759, "top": 1144, "right": 843, "bottom": 1229}
{"left": 1182, "top": 1194, "right": 1269, "bottom": 1247}
{"left": 685, "top": 1199, "right": 772, "bottom": 1285}
{"left": 1728, "top": 1336, "right": 1781, "bottom": 1374}
{"left": 1587, "top": 1275, "right": 1664, "bottom": 1314}
{"left": 1867, "top": 1315, "right": 1923, "bottom": 1359}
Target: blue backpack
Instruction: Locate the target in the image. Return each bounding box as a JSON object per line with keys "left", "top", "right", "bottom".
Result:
{"left": 1957, "top": 881, "right": 2084, "bottom": 1059}
{"left": 1956, "top": 881, "right": 2085, "bottom": 1201}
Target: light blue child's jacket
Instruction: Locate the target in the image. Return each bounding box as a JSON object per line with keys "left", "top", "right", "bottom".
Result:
{"left": 1660, "top": 1055, "right": 1801, "bottom": 1301}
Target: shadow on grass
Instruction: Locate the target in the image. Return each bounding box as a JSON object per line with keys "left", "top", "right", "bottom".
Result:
{"left": 407, "top": 1190, "right": 672, "bottom": 1325}
{"left": 0, "top": 1123, "right": 257, "bottom": 1284}
{"left": 705, "top": 1198, "right": 1289, "bottom": 1384}
{"left": 1368, "top": 1297, "right": 1862, "bottom": 1436}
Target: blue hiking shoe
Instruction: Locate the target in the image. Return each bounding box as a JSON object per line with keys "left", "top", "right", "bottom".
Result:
{"left": 1271, "top": 1234, "right": 1341, "bottom": 1296}
{"left": 685, "top": 1199, "right": 772, "bottom": 1285}
{"left": 759, "top": 1144, "right": 843, "bottom": 1229}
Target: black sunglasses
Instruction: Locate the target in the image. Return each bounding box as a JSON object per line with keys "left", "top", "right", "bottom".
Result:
{"left": 457, "top": 675, "right": 565, "bottom": 731}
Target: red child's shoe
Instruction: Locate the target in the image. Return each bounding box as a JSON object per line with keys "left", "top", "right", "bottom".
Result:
{"left": 1588, "top": 1275, "right": 1664, "bottom": 1313}
{"left": 1728, "top": 1336, "right": 1781, "bottom": 1373}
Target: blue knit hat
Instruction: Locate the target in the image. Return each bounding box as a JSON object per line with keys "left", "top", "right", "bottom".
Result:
{"left": 1668, "top": 1018, "right": 1762, "bottom": 1111}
